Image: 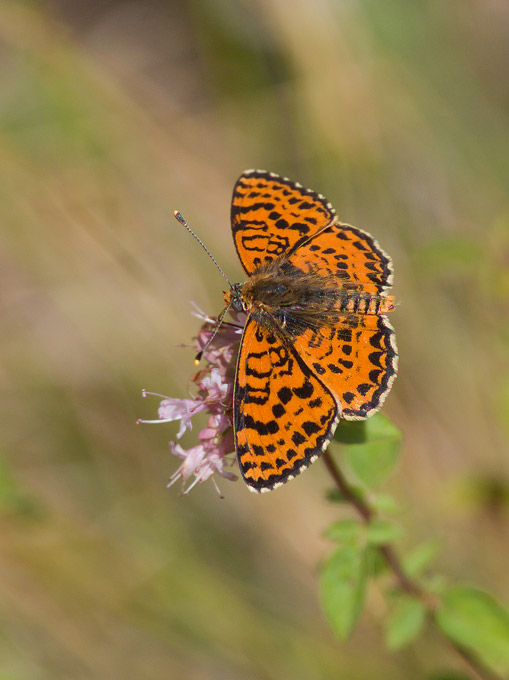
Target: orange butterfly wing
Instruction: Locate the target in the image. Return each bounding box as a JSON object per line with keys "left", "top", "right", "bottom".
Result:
{"left": 291, "top": 315, "right": 398, "bottom": 420}
{"left": 231, "top": 170, "right": 336, "bottom": 276}
{"left": 234, "top": 316, "right": 339, "bottom": 492}
{"left": 287, "top": 220, "right": 393, "bottom": 294}
{"left": 285, "top": 217, "right": 397, "bottom": 418}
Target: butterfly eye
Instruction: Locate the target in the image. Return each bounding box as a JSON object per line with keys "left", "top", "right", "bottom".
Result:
{"left": 231, "top": 298, "right": 245, "bottom": 312}
{"left": 228, "top": 282, "right": 246, "bottom": 312}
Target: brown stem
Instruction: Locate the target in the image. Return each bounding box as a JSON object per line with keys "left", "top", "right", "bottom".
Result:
{"left": 322, "top": 446, "right": 372, "bottom": 522}
{"left": 322, "top": 449, "right": 502, "bottom": 680}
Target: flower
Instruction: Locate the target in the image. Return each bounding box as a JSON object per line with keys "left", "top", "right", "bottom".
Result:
{"left": 138, "top": 306, "right": 245, "bottom": 495}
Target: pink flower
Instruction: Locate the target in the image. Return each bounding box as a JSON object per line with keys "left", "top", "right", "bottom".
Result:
{"left": 138, "top": 307, "right": 245, "bottom": 495}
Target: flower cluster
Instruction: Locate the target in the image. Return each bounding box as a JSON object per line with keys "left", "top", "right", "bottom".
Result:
{"left": 138, "top": 308, "right": 245, "bottom": 495}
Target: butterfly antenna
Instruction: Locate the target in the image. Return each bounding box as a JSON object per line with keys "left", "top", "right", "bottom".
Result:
{"left": 194, "top": 302, "right": 232, "bottom": 365}
{"left": 174, "top": 211, "right": 233, "bottom": 288}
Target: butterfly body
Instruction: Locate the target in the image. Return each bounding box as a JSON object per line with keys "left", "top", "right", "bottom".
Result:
{"left": 227, "top": 262, "right": 395, "bottom": 336}
{"left": 227, "top": 170, "right": 398, "bottom": 493}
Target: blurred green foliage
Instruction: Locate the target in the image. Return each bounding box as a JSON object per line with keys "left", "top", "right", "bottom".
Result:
{"left": 0, "top": 1, "right": 508, "bottom": 678}
{"left": 437, "top": 586, "right": 509, "bottom": 675}
{"left": 323, "top": 414, "right": 508, "bottom": 676}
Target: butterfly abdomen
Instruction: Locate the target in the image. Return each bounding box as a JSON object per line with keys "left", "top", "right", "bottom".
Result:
{"left": 336, "top": 291, "right": 394, "bottom": 315}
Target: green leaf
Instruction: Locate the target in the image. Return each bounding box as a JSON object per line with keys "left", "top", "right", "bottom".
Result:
{"left": 370, "top": 547, "right": 389, "bottom": 578}
{"left": 333, "top": 420, "right": 367, "bottom": 445}
{"left": 403, "top": 540, "right": 440, "bottom": 578}
{"left": 436, "top": 586, "right": 509, "bottom": 674}
{"left": 325, "top": 519, "right": 363, "bottom": 544}
{"left": 326, "top": 488, "right": 348, "bottom": 504}
{"left": 426, "top": 574, "right": 448, "bottom": 595}
{"left": 386, "top": 595, "right": 427, "bottom": 650}
{"left": 371, "top": 493, "right": 400, "bottom": 514}
{"left": 366, "top": 519, "right": 403, "bottom": 546}
{"left": 326, "top": 483, "right": 366, "bottom": 506}
{"left": 320, "top": 544, "right": 371, "bottom": 640}
{"left": 343, "top": 414, "right": 402, "bottom": 488}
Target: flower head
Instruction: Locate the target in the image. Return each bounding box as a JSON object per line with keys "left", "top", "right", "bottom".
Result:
{"left": 138, "top": 306, "right": 245, "bottom": 495}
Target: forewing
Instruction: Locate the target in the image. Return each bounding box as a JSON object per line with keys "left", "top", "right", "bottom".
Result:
{"left": 234, "top": 316, "right": 339, "bottom": 492}
{"left": 292, "top": 314, "right": 398, "bottom": 420}
{"left": 287, "top": 221, "right": 393, "bottom": 293}
{"left": 231, "top": 170, "right": 336, "bottom": 276}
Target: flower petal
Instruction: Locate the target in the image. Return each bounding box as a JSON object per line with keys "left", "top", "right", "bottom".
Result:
{"left": 158, "top": 397, "right": 206, "bottom": 438}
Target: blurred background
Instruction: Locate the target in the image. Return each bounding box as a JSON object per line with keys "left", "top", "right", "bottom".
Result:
{"left": 1, "top": 1, "right": 508, "bottom": 678}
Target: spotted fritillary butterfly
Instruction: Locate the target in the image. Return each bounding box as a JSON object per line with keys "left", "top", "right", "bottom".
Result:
{"left": 222, "top": 171, "right": 398, "bottom": 492}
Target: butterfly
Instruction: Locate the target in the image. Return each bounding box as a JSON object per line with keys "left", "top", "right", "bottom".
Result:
{"left": 223, "top": 170, "right": 398, "bottom": 493}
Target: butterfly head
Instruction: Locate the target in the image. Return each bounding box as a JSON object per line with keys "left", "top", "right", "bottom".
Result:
{"left": 224, "top": 282, "right": 246, "bottom": 313}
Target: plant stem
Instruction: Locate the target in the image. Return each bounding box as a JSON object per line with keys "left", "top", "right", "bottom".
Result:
{"left": 322, "top": 448, "right": 503, "bottom": 680}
